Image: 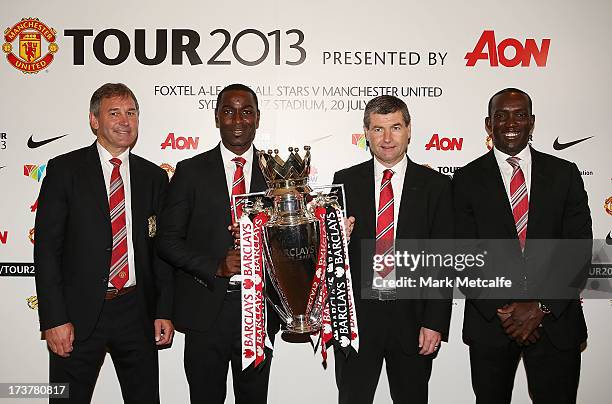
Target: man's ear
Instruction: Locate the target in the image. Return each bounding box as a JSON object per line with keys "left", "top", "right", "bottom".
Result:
{"left": 407, "top": 122, "right": 411, "bottom": 144}
{"left": 485, "top": 117, "right": 492, "bottom": 135}
{"left": 90, "top": 112, "right": 99, "bottom": 131}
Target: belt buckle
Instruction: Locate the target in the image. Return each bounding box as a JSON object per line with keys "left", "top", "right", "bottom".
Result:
{"left": 107, "top": 288, "right": 120, "bottom": 297}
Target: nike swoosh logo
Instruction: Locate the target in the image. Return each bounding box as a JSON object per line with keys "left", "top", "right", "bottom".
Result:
{"left": 27, "top": 134, "right": 67, "bottom": 148}
{"left": 606, "top": 231, "right": 612, "bottom": 246}
{"left": 552, "top": 136, "right": 593, "bottom": 150}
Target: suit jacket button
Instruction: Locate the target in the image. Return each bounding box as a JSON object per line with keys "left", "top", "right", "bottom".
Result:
{"left": 102, "top": 277, "right": 108, "bottom": 284}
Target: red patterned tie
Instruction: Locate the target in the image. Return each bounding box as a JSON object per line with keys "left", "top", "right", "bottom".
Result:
{"left": 109, "top": 158, "right": 129, "bottom": 289}
{"left": 507, "top": 157, "right": 528, "bottom": 250}
{"left": 375, "top": 169, "right": 395, "bottom": 278}
{"left": 231, "top": 157, "right": 246, "bottom": 223}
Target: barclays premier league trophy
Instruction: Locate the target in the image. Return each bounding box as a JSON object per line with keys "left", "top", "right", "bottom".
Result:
{"left": 236, "top": 146, "right": 359, "bottom": 369}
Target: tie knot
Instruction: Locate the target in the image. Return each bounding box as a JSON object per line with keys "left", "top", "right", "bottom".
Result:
{"left": 110, "top": 158, "right": 122, "bottom": 167}
{"left": 383, "top": 169, "right": 394, "bottom": 181}
{"left": 506, "top": 156, "right": 520, "bottom": 169}
{"left": 232, "top": 157, "right": 246, "bottom": 168}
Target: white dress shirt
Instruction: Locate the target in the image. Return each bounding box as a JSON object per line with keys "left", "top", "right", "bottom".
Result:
{"left": 220, "top": 142, "right": 253, "bottom": 196}
{"left": 373, "top": 155, "right": 408, "bottom": 238}
{"left": 96, "top": 142, "right": 136, "bottom": 288}
{"left": 219, "top": 142, "right": 254, "bottom": 283}
{"left": 493, "top": 145, "right": 532, "bottom": 202}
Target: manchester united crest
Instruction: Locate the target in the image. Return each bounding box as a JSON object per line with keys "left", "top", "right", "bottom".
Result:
{"left": 160, "top": 163, "right": 175, "bottom": 179}
{"left": 3, "top": 17, "right": 58, "bottom": 74}
{"left": 148, "top": 215, "right": 157, "bottom": 238}
{"left": 26, "top": 295, "right": 38, "bottom": 310}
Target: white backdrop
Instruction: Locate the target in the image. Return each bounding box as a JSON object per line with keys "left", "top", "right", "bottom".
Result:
{"left": 1, "top": 1, "right": 611, "bottom": 403}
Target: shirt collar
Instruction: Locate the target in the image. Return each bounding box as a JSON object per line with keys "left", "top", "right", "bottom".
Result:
{"left": 493, "top": 144, "right": 531, "bottom": 168}
{"left": 96, "top": 141, "right": 130, "bottom": 166}
{"left": 219, "top": 142, "right": 254, "bottom": 167}
{"left": 374, "top": 154, "right": 408, "bottom": 179}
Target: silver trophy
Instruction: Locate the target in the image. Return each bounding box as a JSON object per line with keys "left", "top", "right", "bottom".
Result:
{"left": 240, "top": 146, "right": 340, "bottom": 334}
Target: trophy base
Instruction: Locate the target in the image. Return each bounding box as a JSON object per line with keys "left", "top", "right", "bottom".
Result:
{"left": 284, "top": 315, "right": 321, "bottom": 334}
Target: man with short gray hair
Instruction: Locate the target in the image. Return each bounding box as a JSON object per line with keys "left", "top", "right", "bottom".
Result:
{"left": 35, "top": 83, "right": 174, "bottom": 403}
{"left": 332, "top": 95, "right": 453, "bottom": 403}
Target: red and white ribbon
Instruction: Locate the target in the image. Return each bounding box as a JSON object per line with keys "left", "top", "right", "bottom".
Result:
{"left": 313, "top": 205, "right": 359, "bottom": 362}
{"left": 337, "top": 207, "right": 359, "bottom": 353}
{"left": 240, "top": 212, "right": 269, "bottom": 370}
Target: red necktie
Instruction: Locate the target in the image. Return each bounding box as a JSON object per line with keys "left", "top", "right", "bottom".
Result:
{"left": 109, "top": 158, "right": 129, "bottom": 289}
{"left": 375, "top": 169, "right": 395, "bottom": 278}
{"left": 231, "top": 157, "right": 246, "bottom": 223}
{"left": 507, "top": 157, "right": 528, "bottom": 250}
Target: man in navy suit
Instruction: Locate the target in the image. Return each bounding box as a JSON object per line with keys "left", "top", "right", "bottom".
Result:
{"left": 453, "top": 88, "right": 592, "bottom": 404}
{"left": 157, "top": 84, "right": 278, "bottom": 404}
{"left": 333, "top": 95, "right": 453, "bottom": 404}
{"left": 35, "top": 83, "right": 174, "bottom": 403}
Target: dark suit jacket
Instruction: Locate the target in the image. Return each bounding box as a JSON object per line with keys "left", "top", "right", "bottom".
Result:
{"left": 453, "top": 147, "right": 592, "bottom": 350}
{"left": 156, "top": 144, "right": 279, "bottom": 335}
{"left": 333, "top": 157, "right": 453, "bottom": 354}
{"left": 34, "top": 143, "right": 174, "bottom": 341}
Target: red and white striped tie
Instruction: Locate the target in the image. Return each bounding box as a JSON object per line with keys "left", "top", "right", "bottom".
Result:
{"left": 109, "top": 158, "right": 129, "bottom": 289}
{"left": 507, "top": 157, "right": 528, "bottom": 250}
{"left": 231, "top": 157, "right": 246, "bottom": 223}
{"left": 375, "top": 169, "right": 395, "bottom": 278}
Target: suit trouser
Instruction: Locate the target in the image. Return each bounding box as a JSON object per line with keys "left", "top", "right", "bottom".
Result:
{"left": 469, "top": 331, "right": 581, "bottom": 404}
{"left": 335, "top": 300, "right": 433, "bottom": 404}
{"left": 49, "top": 289, "right": 159, "bottom": 404}
{"left": 183, "top": 291, "right": 272, "bottom": 404}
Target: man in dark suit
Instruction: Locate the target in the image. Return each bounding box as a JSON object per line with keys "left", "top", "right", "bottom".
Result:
{"left": 157, "top": 83, "right": 278, "bottom": 404}
{"left": 34, "top": 83, "right": 174, "bottom": 403}
{"left": 453, "top": 88, "right": 592, "bottom": 404}
{"left": 332, "top": 95, "right": 453, "bottom": 404}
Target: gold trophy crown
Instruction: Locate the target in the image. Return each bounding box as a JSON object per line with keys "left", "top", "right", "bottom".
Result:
{"left": 258, "top": 146, "right": 312, "bottom": 196}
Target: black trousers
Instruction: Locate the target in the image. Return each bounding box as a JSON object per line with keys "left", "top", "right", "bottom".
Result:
{"left": 49, "top": 289, "right": 159, "bottom": 404}
{"left": 184, "top": 291, "right": 272, "bottom": 404}
{"left": 335, "top": 301, "right": 433, "bottom": 404}
{"left": 469, "top": 332, "right": 581, "bottom": 404}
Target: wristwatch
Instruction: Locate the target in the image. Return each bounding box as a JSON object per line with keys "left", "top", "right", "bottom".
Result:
{"left": 538, "top": 301, "right": 551, "bottom": 314}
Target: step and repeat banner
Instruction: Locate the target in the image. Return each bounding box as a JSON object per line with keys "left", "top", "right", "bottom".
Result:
{"left": 1, "top": 1, "right": 611, "bottom": 403}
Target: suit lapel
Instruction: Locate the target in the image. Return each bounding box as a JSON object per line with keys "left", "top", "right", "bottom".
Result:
{"left": 482, "top": 150, "right": 517, "bottom": 238}
{"left": 83, "top": 143, "right": 111, "bottom": 222}
{"left": 396, "top": 158, "right": 426, "bottom": 239}
{"left": 129, "top": 154, "right": 147, "bottom": 241}
{"left": 525, "top": 148, "right": 550, "bottom": 240}
{"left": 250, "top": 147, "right": 267, "bottom": 193}
{"left": 208, "top": 144, "right": 232, "bottom": 220}
{"left": 359, "top": 160, "right": 376, "bottom": 240}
